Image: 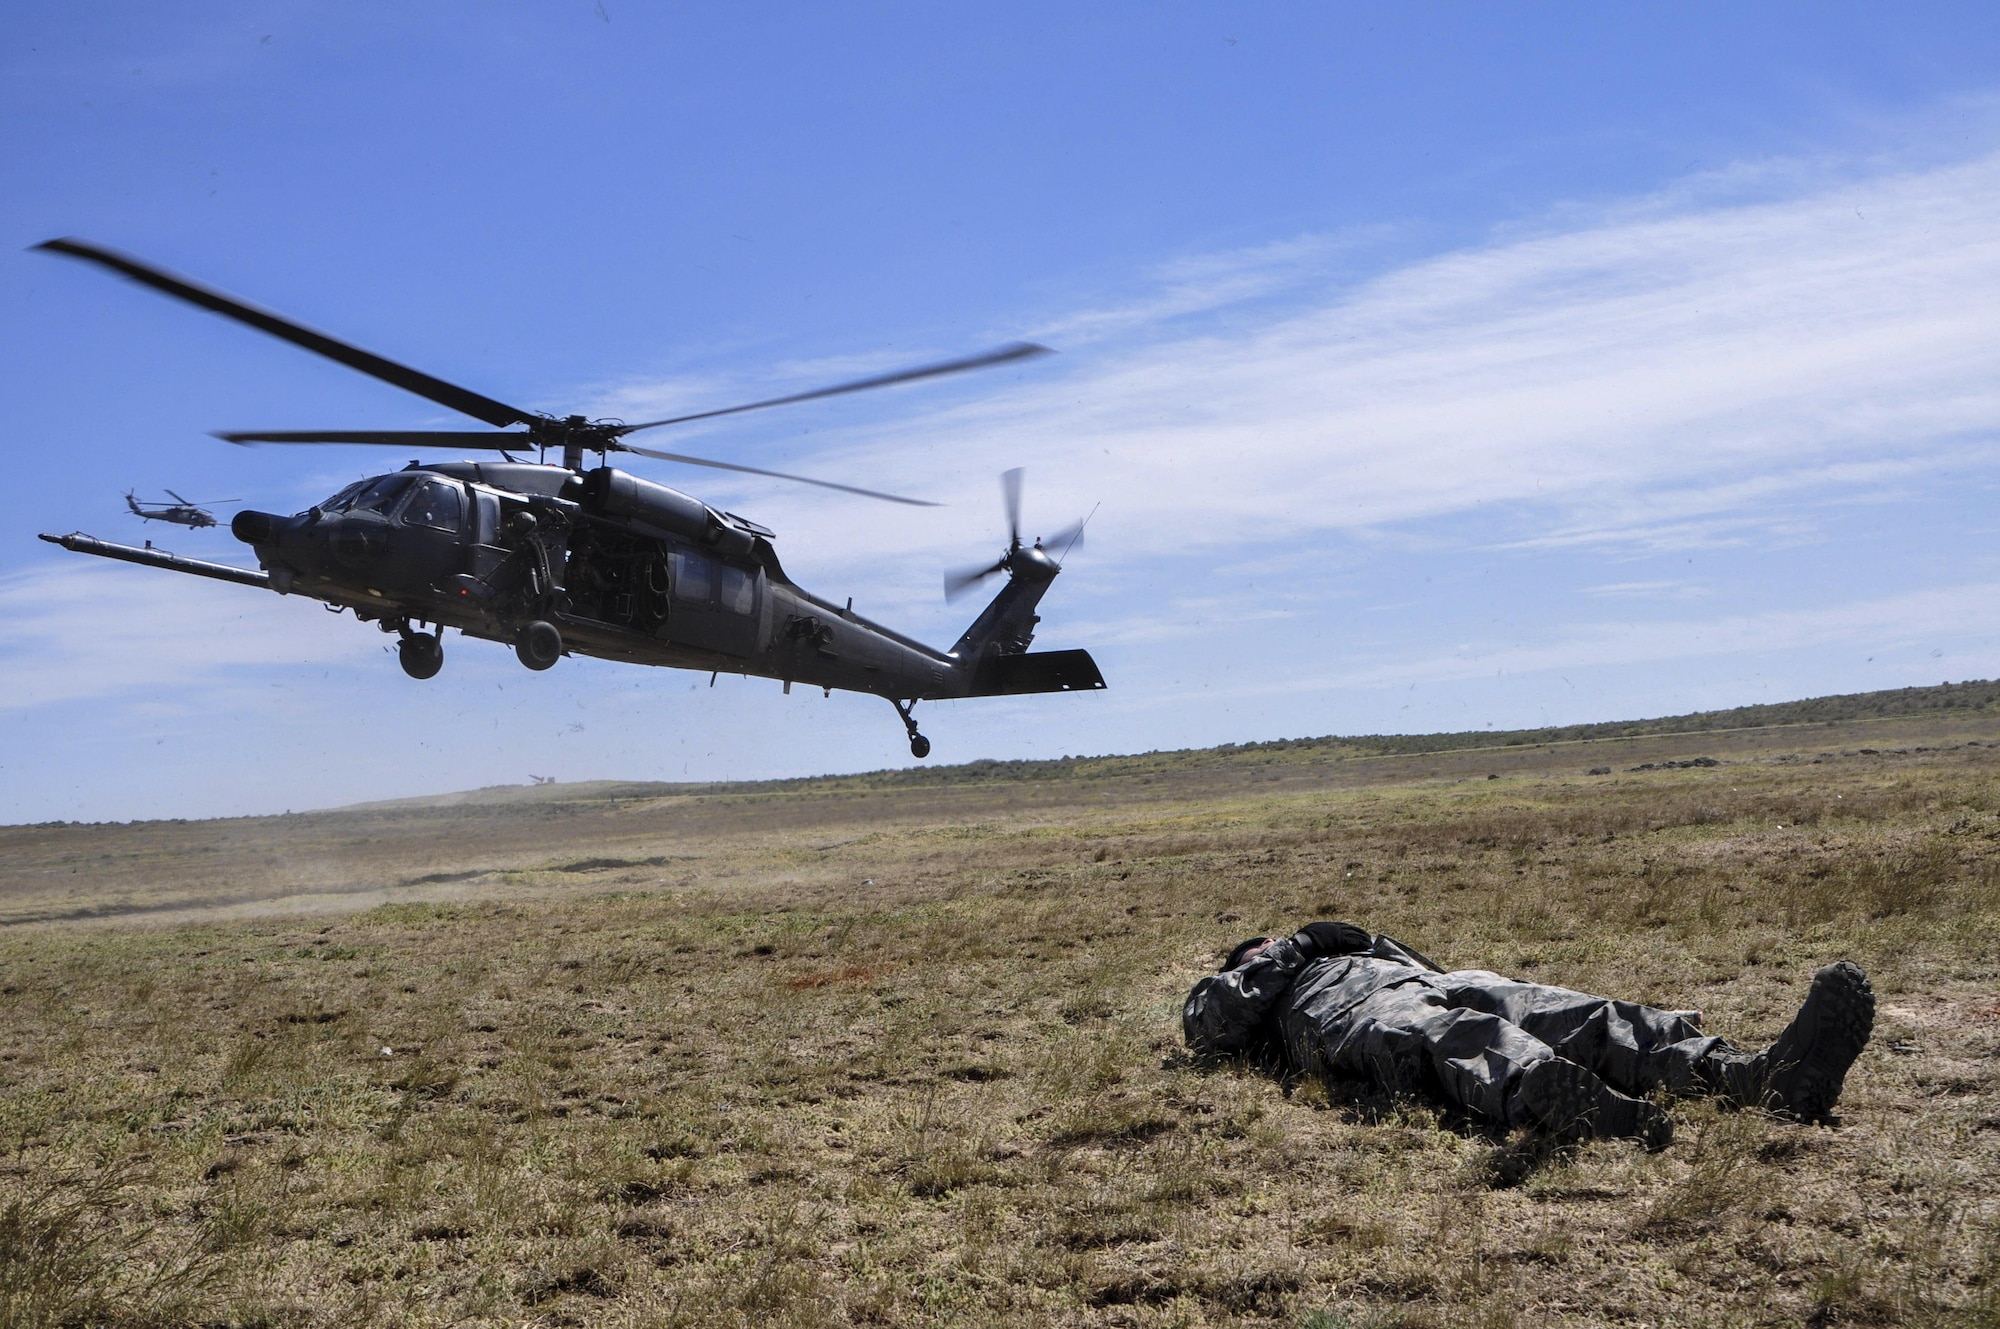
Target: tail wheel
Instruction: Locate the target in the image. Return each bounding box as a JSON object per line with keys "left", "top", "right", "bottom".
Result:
{"left": 515, "top": 620, "right": 562, "bottom": 671}
{"left": 892, "top": 697, "right": 930, "bottom": 758}
{"left": 398, "top": 632, "right": 444, "bottom": 680}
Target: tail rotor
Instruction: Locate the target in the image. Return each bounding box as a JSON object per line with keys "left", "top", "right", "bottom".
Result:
{"left": 943, "top": 468, "right": 1089, "bottom": 601}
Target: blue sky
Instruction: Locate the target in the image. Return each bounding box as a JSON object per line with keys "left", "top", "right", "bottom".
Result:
{"left": 8, "top": 4, "right": 2000, "bottom": 821}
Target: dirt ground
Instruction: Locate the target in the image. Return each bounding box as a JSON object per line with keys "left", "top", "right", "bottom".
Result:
{"left": 1, "top": 715, "right": 1997, "bottom": 1326}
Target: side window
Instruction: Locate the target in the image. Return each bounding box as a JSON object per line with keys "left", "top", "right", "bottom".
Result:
{"left": 670, "top": 550, "right": 712, "bottom": 602}
{"left": 403, "top": 481, "right": 464, "bottom": 532}
{"left": 719, "top": 566, "right": 754, "bottom": 615}
{"left": 472, "top": 490, "right": 501, "bottom": 544}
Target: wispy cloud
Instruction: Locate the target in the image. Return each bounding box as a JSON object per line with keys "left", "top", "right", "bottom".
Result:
{"left": 1263, "top": 581, "right": 2000, "bottom": 699}
{"left": 692, "top": 145, "right": 2000, "bottom": 597}
{"left": 1581, "top": 580, "right": 1710, "bottom": 601}
{"left": 0, "top": 561, "right": 366, "bottom": 712}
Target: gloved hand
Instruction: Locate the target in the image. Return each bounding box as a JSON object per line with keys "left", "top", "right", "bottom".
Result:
{"left": 1291, "top": 921, "right": 1373, "bottom": 958}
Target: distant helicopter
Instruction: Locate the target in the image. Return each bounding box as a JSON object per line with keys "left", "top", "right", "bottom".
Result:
{"left": 34, "top": 239, "right": 1105, "bottom": 758}
{"left": 125, "top": 489, "right": 233, "bottom": 528}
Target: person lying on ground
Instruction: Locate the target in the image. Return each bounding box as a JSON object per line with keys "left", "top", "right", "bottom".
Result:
{"left": 1183, "top": 921, "right": 1874, "bottom": 1149}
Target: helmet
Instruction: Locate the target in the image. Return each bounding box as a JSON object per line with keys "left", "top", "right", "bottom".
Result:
{"left": 1222, "top": 936, "right": 1274, "bottom": 971}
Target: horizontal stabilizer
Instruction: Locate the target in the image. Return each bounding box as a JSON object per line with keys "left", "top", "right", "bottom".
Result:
{"left": 968, "top": 648, "right": 1107, "bottom": 696}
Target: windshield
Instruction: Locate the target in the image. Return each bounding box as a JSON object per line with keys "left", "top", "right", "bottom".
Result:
{"left": 317, "top": 480, "right": 369, "bottom": 514}
{"left": 349, "top": 475, "right": 416, "bottom": 515}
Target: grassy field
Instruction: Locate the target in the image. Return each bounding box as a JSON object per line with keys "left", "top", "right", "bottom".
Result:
{"left": 3, "top": 707, "right": 1999, "bottom": 1326}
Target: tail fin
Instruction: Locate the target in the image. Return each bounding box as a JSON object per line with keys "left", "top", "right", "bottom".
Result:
{"left": 951, "top": 544, "right": 1106, "bottom": 695}
{"left": 951, "top": 545, "right": 1057, "bottom": 659}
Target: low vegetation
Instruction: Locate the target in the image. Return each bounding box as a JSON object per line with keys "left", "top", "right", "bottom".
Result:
{"left": 3, "top": 705, "right": 1999, "bottom": 1325}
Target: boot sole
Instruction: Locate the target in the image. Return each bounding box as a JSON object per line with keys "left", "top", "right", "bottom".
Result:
{"left": 1766, "top": 961, "right": 1874, "bottom": 1122}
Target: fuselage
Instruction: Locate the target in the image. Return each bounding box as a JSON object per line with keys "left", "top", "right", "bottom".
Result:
{"left": 127, "top": 497, "right": 217, "bottom": 527}
{"left": 231, "top": 461, "right": 1083, "bottom": 703}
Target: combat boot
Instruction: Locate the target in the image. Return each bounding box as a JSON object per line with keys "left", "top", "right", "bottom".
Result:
{"left": 1514, "top": 1056, "right": 1673, "bottom": 1151}
{"left": 1731, "top": 960, "right": 1874, "bottom": 1122}
{"left": 1696, "top": 1046, "right": 1767, "bottom": 1106}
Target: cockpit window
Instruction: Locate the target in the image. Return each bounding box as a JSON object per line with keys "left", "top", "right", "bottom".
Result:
{"left": 349, "top": 475, "right": 415, "bottom": 515}
{"left": 402, "top": 480, "right": 464, "bottom": 532}
{"left": 318, "top": 480, "right": 369, "bottom": 514}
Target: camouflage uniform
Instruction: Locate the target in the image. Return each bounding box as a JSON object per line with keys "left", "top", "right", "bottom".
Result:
{"left": 1184, "top": 922, "right": 1871, "bottom": 1138}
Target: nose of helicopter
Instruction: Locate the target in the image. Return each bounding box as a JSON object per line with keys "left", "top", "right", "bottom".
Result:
{"left": 231, "top": 509, "right": 282, "bottom": 544}
{"left": 232, "top": 508, "right": 337, "bottom": 576}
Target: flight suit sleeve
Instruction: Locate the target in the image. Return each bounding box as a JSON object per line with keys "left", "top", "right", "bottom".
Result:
{"left": 1367, "top": 933, "right": 1444, "bottom": 973}
{"left": 1183, "top": 935, "right": 1319, "bottom": 1056}
{"left": 1292, "top": 921, "right": 1374, "bottom": 958}
{"left": 1291, "top": 921, "right": 1440, "bottom": 970}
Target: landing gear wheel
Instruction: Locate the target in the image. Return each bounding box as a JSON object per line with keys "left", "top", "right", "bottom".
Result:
{"left": 890, "top": 698, "right": 930, "bottom": 760}
{"left": 515, "top": 620, "right": 562, "bottom": 671}
{"left": 398, "top": 631, "right": 444, "bottom": 680}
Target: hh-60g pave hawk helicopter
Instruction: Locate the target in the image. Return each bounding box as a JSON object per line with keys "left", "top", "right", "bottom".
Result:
{"left": 125, "top": 489, "right": 235, "bottom": 528}
{"left": 34, "top": 239, "right": 1105, "bottom": 759}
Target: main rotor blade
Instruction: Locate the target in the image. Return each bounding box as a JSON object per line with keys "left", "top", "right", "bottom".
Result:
{"left": 615, "top": 442, "right": 939, "bottom": 506}
{"left": 214, "top": 429, "right": 533, "bottom": 451}
{"left": 1001, "top": 467, "right": 1024, "bottom": 547}
{"left": 613, "top": 342, "right": 1052, "bottom": 435}
{"left": 35, "top": 239, "right": 533, "bottom": 430}
{"left": 165, "top": 489, "right": 191, "bottom": 505}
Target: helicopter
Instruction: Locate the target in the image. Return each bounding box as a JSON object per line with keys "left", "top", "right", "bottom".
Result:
{"left": 125, "top": 489, "right": 234, "bottom": 528}
{"left": 34, "top": 238, "right": 1104, "bottom": 759}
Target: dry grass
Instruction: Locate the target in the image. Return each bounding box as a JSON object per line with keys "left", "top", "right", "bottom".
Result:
{"left": 2, "top": 720, "right": 1999, "bottom": 1325}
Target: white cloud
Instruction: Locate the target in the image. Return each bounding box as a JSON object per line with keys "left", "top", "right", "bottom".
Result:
{"left": 0, "top": 560, "right": 368, "bottom": 712}
{"left": 1581, "top": 580, "right": 1710, "bottom": 601}
{"left": 1267, "top": 582, "right": 2000, "bottom": 699}
{"left": 678, "top": 146, "right": 2000, "bottom": 599}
